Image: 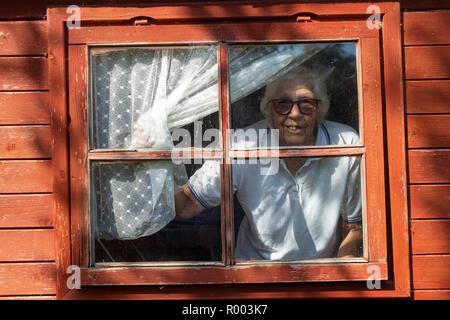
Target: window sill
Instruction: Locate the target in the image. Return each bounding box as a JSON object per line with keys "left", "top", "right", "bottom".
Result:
{"left": 80, "top": 261, "right": 387, "bottom": 286}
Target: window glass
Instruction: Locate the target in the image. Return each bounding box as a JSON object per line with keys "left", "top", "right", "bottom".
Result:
{"left": 90, "top": 46, "right": 220, "bottom": 150}
{"left": 92, "top": 161, "right": 222, "bottom": 263}
{"left": 231, "top": 156, "right": 363, "bottom": 262}
{"left": 88, "top": 42, "right": 362, "bottom": 265}
{"left": 229, "top": 42, "right": 359, "bottom": 147}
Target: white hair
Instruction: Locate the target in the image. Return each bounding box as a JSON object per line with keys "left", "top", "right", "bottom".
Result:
{"left": 260, "top": 68, "right": 330, "bottom": 126}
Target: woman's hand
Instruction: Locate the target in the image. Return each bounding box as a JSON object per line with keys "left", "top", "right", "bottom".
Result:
{"left": 337, "top": 221, "right": 363, "bottom": 258}
{"left": 131, "top": 124, "right": 154, "bottom": 148}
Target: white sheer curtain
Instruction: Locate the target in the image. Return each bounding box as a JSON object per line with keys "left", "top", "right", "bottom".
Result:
{"left": 91, "top": 43, "right": 329, "bottom": 240}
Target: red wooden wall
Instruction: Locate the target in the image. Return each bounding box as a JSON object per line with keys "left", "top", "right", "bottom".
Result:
{"left": 0, "top": 20, "right": 56, "bottom": 299}
{"left": 0, "top": 1, "right": 448, "bottom": 299}
{"left": 403, "top": 10, "right": 450, "bottom": 300}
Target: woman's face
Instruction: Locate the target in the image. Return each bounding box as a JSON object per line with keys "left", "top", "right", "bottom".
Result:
{"left": 270, "top": 81, "right": 320, "bottom": 147}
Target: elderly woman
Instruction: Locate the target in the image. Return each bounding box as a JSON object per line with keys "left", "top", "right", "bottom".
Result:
{"left": 175, "top": 69, "right": 363, "bottom": 261}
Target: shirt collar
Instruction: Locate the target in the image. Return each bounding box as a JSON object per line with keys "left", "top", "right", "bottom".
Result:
{"left": 304, "top": 123, "right": 330, "bottom": 164}
{"left": 316, "top": 122, "right": 331, "bottom": 146}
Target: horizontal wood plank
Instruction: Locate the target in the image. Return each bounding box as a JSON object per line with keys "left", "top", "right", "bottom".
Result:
{"left": 0, "top": 57, "right": 48, "bottom": 91}
{"left": 0, "top": 194, "right": 53, "bottom": 227}
{"left": 0, "top": 262, "right": 56, "bottom": 295}
{"left": 0, "top": 160, "right": 53, "bottom": 193}
{"left": 0, "top": 126, "right": 52, "bottom": 159}
{"left": 412, "top": 255, "right": 450, "bottom": 289}
{"left": 0, "top": 229, "right": 55, "bottom": 261}
{"left": 63, "top": 2, "right": 395, "bottom": 22}
{"left": 409, "top": 185, "right": 450, "bottom": 219}
{"left": 1, "top": 1, "right": 448, "bottom": 20}
{"left": 413, "top": 289, "right": 450, "bottom": 300}
{"left": 69, "top": 21, "right": 376, "bottom": 45}
{"left": 0, "top": 295, "right": 55, "bottom": 300}
{"left": 411, "top": 220, "right": 450, "bottom": 254}
{"left": 0, "top": 21, "right": 47, "bottom": 55}
{"left": 61, "top": 280, "right": 405, "bottom": 300}
{"left": 0, "top": 1, "right": 398, "bottom": 20}
{"left": 0, "top": 92, "right": 50, "bottom": 125}
{"left": 403, "top": 11, "right": 450, "bottom": 46}
{"left": 404, "top": 46, "right": 450, "bottom": 80}
{"left": 400, "top": 0, "right": 450, "bottom": 10}
{"left": 405, "top": 80, "right": 450, "bottom": 114}
{"left": 407, "top": 115, "right": 450, "bottom": 148}
{"left": 82, "top": 262, "right": 388, "bottom": 286}
{"left": 408, "top": 150, "right": 450, "bottom": 183}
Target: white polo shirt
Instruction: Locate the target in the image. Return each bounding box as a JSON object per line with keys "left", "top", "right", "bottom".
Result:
{"left": 188, "top": 119, "right": 362, "bottom": 261}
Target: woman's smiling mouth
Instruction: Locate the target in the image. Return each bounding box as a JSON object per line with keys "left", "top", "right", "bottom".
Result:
{"left": 284, "top": 125, "right": 303, "bottom": 134}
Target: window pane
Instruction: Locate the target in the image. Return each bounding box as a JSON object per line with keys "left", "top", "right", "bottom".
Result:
{"left": 91, "top": 161, "right": 221, "bottom": 263}
{"left": 90, "top": 46, "right": 219, "bottom": 150}
{"left": 229, "top": 42, "right": 359, "bottom": 148}
{"left": 231, "top": 156, "right": 363, "bottom": 262}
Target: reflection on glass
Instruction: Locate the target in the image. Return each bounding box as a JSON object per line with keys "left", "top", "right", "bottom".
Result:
{"left": 90, "top": 46, "right": 219, "bottom": 150}
{"left": 229, "top": 42, "right": 359, "bottom": 147}
{"left": 232, "top": 156, "right": 363, "bottom": 262}
{"left": 88, "top": 42, "right": 363, "bottom": 265}
{"left": 92, "top": 161, "right": 221, "bottom": 262}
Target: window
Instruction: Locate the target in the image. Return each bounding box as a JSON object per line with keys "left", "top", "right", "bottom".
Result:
{"left": 88, "top": 42, "right": 363, "bottom": 265}
{"left": 53, "top": 3, "right": 409, "bottom": 294}
{"left": 89, "top": 46, "right": 222, "bottom": 263}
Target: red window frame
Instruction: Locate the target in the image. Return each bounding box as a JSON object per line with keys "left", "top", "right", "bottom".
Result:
{"left": 48, "top": 1, "right": 410, "bottom": 299}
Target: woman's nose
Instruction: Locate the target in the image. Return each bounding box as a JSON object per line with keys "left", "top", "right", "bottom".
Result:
{"left": 288, "top": 103, "right": 303, "bottom": 118}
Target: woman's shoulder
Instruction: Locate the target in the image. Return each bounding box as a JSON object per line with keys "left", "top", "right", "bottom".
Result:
{"left": 322, "top": 120, "right": 360, "bottom": 145}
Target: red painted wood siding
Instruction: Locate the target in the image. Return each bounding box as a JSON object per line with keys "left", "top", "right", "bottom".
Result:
{"left": 0, "top": 1, "right": 448, "bottom": 300}
{"left": 0, "top": 20, "right": 55, "bottom": 299}
{"left": 403, "top": 10, "right": 450, "bottom": 300}
{"left": 1, "top": 1, "right": 450, "bottom": 20}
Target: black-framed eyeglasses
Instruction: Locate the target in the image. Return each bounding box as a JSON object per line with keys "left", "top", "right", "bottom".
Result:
{"left": 270, "top": 98, "right": 320, "bottom": 115}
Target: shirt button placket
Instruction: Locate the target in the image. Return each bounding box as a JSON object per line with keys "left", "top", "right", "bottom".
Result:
{"left": 295, "top": 169, "right": 306, "bottom": 203}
